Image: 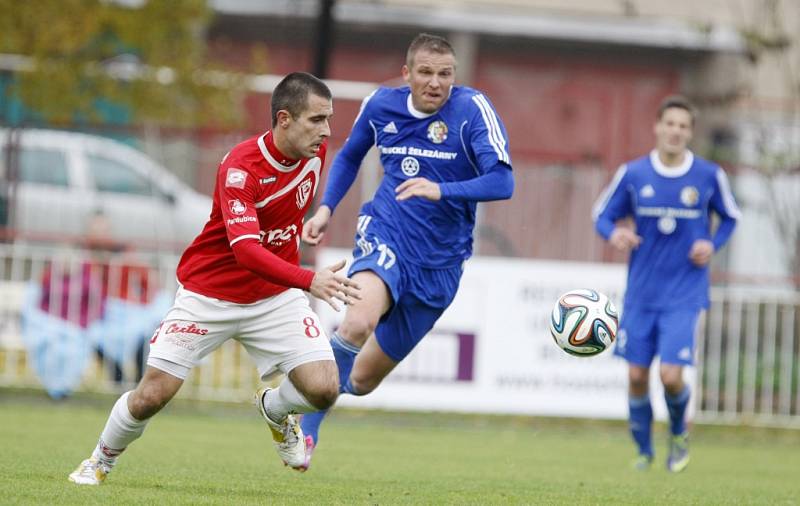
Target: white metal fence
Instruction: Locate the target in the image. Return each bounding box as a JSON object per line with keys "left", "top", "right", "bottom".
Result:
{"left": 0, "top": 243, "right": 798, "bottom": 427}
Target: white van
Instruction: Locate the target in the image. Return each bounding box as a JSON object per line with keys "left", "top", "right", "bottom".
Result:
{"left": 0, "top": 128, "right": 210, "bottom": 251}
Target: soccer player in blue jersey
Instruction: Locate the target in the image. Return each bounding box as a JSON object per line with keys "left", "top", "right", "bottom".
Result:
{"left": 298, "top": 33, "right": 514, "bottom": 469}
{"left": 592, "top": 95, "right": 740, "bottom": 472}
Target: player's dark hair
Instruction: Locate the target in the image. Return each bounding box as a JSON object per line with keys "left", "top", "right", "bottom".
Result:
{"left": 271, "top": 72, "right": 332, "bottom": 127}
{"left": 406, "top": 33, "right": 456, "bottom": 67}
{"left": 657, "top": 95, "right": 696, "bottom": 125}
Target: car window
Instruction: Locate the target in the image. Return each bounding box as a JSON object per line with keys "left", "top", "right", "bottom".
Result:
{"left": 4, "top": 147, "right": 70, "bottom": 187}
{"left": 87, "top": 154, "right": 152, "bottom": 196}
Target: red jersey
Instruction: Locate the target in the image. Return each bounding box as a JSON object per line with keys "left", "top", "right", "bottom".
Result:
{"left": 177, "top": 131, "right": 325, "bottom": 303}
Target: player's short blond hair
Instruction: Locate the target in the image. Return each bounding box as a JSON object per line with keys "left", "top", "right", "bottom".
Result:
{"left": 406, "top": 33, "right": 456, "bottom": 68}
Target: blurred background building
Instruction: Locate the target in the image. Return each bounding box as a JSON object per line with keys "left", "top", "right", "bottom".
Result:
{"left": 3, "top": 0, "right": 798, "bottom": 284}
{"left": 0, "top": 0, "right": 798, "bottom": 422}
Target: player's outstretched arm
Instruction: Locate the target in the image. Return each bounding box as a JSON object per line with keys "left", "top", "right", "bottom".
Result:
{"left": 309, "top": 259, "right": 362, "bottom": 312}
{"left": 302, "top": 205, "right": 332, "bottom": 246}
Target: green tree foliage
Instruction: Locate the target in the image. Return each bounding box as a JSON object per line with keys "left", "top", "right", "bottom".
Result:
{"left": 0, "top": 0, "right": 247, "bottom": 127}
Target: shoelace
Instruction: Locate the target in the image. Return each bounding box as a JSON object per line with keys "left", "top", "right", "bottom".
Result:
{"left": 277, "top": 419, "right": 300, "bottom": 449}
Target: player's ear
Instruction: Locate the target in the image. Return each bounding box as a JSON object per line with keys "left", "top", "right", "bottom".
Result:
{"left": 401, "top": 64, "right": 411, "bottom": 83}
{"left": 276, "top": 109, "right": 292, "bottom": 129}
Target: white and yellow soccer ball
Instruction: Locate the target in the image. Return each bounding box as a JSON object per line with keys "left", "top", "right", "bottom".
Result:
{"left": 549, "top": 288, "right": 618, "bottom": 357}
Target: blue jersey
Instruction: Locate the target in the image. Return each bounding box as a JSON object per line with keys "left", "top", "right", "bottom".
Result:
{"left": 593, "top": 150, "right": 740, "bottom": 310}
{"left": 322, "top": 85, "right": 512, "bottom": 268}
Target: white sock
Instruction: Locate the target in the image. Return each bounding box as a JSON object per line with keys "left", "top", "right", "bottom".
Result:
{"left": 92, "top": 391, "right": 149, "bottom": 464}
{"left": 264, "top": 377, "right": 316, "bottom": 423}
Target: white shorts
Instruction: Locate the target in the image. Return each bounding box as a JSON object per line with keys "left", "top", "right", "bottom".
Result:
{"left": 147, "top": 286, "right": 333, "bottom": 380}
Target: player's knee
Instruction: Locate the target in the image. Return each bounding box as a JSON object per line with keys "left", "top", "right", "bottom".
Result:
{"left": 304, "top": 378, "right": 339, "bottom": 410}
{"left": 338, "top": 317, "right": 377, "bottom": 345}
{"left": 660, "top": 372, "right": 683, "bottom": 392}
{"left": 628, "top": 371, "right": 649, "bottom": 394}
{"left": 348, "top": 374, "right": 379, "bottom": 396}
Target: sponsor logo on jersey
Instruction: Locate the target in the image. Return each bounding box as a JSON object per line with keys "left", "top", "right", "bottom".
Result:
{"left": 296, "top": 178, "right": 313, "bottom": 209}
{"left": 401, "top": 156, "right": 420, "bottom": 176}
{"left": 225, "top": 167, "right": 247, "bottom": 188}
{"left": 658, "top": 216, "right": 677, "bottom": 234}
{"left": 640, "top": 184, "right": 655, "bottom": 198}
{"left": 227, "top": 216, "right": 257, "bottom": 226}
{"left": 680, "top": 186, "right": 699, "bottom": 207}
{"left": 378, "top": 145, "right": 457, "bottom": 160}
{"left": 165, "top": 322, "right": 209, "bottom": 336}
{"left": 427, "top": 120, "right": 448, "bottom": 144}
{"left": 260, "top": 176, "right": 277, "bottom": 184}
{"left": 261, "top": 224, "right": 298, "bottom": 246}
{"left": 228, "top": 199, "right": 246, "bottom": 215}
{"left": 383, "top": 121, "right": 398, "bottom": 134}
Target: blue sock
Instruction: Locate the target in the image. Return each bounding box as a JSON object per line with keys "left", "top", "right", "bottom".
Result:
{"left": 629, "top": 394, "right": 653, "bottom": 457}
{"left": 299, "top": 332, "right": 360, "bottom": 444}
{"left": 665, "top": 386, "right": 690, "bottom": 436}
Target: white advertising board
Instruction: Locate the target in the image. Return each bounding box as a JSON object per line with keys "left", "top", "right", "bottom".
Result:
{"left": 316, "top": 248, "right": 693, "bottom": 420}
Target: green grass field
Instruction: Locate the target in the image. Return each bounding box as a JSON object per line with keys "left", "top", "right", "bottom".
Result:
{"left": 1, "top": 390, "right": 798, "bottom": 505}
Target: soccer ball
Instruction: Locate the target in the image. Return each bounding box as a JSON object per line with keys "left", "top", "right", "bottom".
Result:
{"left": 549, "top": 288, "right": 618, "bottom": 357}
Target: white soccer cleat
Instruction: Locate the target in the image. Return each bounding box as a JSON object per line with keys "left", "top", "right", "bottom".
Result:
{"left": 254, "top": 388, "right": 306, "bottom": 470}
{"left": 68, "top": 458, "right": 111, "bottom": 485}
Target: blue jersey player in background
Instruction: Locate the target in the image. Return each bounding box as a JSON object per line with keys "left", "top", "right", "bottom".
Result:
{"left": 592, "top": 95, "right": 740, "bottom": 473}
{"left": 299, "top": 33, "right": 514, "bottom": 469}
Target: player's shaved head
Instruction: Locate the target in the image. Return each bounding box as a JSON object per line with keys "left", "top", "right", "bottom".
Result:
{"left": 271, "top": 72, "right": 332, "bottom": 127}
{"left": 406, "top": 33, "right": 456, "bottom": 68}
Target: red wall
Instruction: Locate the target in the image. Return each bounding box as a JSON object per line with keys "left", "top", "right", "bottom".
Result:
{"left": 209, "top": 37, "right": 682, "bottom": 261}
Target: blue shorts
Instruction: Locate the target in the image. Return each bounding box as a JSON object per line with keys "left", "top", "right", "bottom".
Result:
{"left": 349, "top": 218, "right": 462, "bottom": 362}
{"left": 613, "top": 306, "right": 701, "bottom": 367}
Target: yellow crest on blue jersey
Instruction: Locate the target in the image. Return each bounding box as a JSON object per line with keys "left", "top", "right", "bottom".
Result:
{"left": 680, "top": 186, "right": 699, "bottom": 207}
{"left": 427, "top": 121, "right": 448, "bottom": 144}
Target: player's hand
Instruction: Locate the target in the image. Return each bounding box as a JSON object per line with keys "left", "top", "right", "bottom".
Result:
{"left": 689, "top": 239, "right": 714, "bottom": 266}
{"left": 395, "top": 177, "right": 441, "bottom": 202}
{"left": 309, "top": 259, "right": 362, "bottom": 311}
{"left": 609, "top": 227, "right": 642, "bottom": 252}
{"left": 302, "top": 206, "right": 332, "bottom": 246}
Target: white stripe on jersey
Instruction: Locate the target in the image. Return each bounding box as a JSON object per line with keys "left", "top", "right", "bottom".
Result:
{"left": 715, "top": 167, "right": 742, "bottom": 219}
{"left": 592, "top": 164, "right": 628, "bottom": 221}
{"left": 230, "top": 234, "right": 261, "bottom": 246}
{"left": 356, "top": 214, "right": 372, "bottom": 235}
{"left": 353, "top": 89, "right": 378, "bottom": 126}
{"left": 472, "top": 94, "right": 510, "bottom": 164}
{"left": 254, "top": 157, "right": 321, "bottom": 209}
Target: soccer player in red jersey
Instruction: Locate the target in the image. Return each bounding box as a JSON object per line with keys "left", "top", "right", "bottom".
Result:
{"left": 69, "top": 72, "right": 361, "bottom": 485}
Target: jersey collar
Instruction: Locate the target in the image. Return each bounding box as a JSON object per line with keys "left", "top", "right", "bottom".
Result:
{"left": 405, "top": 86, "right": 453, "bottom": 118}
{"left": 258, "top": 131, "right": 301, "bottom": 172}
{"left": 650, "top": 149, "right": 693, "bottom": 178}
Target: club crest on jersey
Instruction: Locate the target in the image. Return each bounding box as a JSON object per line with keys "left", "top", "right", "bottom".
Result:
{"left": 229, "top": 199, "right": 246, "bottom": 215}
{"left": 680, "top": 186, "right": 699, "bottom": 207}
{"left": 225, "top": 168, "right": 247, "bottom": 188}
{"left": 401, "top": 156, "right": 420, "bottom": 176}
{"left": 296, "top": 179, "right": 313, "bottom": 209}
{"left": 427, "top": 120, "right": 448, "bottom": 144}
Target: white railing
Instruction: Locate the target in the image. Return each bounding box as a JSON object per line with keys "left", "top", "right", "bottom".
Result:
{"left": 695, "top": 289, "right": 800, "bottom": 427}
{"left": 1, "top": 243, "right": 798, "bottom": 426}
